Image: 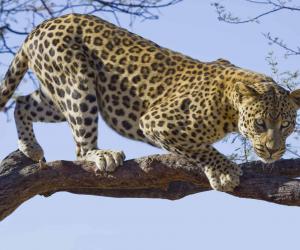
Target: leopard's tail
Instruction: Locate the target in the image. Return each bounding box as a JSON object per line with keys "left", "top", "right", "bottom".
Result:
{"left": 0, "top": 46, "right": 28, "bottom": 111}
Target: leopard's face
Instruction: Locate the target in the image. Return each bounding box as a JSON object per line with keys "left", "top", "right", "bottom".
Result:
{"left": 239, "top": 103, "right": 296, "bottom": 162}
{"left": 235, "top": 82, "right": 300, "bottom": 163}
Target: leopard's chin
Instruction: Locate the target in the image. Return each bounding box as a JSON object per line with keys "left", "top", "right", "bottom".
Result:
{"left": 257, "top": 157, "right": 276, "bottom": 164}
{"left": 255, "top": 151, "right": 282, "bottom": 163}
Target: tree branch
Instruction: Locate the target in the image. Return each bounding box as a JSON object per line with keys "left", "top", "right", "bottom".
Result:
{"left": 212, "top": 1, "right": 300, "bottom": 24}
{"left": 1, "top": 150, "right": 300, "bottom": 221}
{"left": 211, "top": 0, "right": 300, "bottom": 57}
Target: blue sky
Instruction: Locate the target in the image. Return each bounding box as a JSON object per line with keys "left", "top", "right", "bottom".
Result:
{"left": 0, "top": 1, "right": 300, "bottom": 249}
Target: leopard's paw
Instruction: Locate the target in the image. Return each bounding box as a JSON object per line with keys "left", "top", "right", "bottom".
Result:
{"left": 18, "top": 140, "right": 44, "bottom": 162}
{"left": 83, "top": 149, "right": 125, "bottom": 172}
{"left": 204, "top": 164, "right": 242, "bottom": 192}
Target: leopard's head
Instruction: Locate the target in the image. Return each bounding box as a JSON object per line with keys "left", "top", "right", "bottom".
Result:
{"left": 235, "top": 81, "right": 300, "bottom": 163}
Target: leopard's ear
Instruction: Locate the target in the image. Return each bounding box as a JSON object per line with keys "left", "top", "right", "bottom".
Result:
{"left": 289, "top": 89, "right": 300, "bottom": 109}
{"left": 235, "top": 82, "right": 259, "bottom": 102}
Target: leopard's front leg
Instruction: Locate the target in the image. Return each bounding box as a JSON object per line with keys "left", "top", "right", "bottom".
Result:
{"left": 140, "top": 106, "right": 242, "bottom": 192}
{"left": 191, "top": 145, "right": 242, "bottom": 192}
{"left": 62, "top": 77, "right": 125, "bottom": 173}
{"left": 162, "top": 141, "right": 241, "bottom": 191}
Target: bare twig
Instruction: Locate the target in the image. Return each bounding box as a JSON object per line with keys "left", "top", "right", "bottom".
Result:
{"left": 264, "top": 32, "right": 300, "bottom": 57}
{"left": 211, "top": 0, "right": 300, "bottom": 57}
{"left": 212, "top": 1, "right": 300, "bottom": 24}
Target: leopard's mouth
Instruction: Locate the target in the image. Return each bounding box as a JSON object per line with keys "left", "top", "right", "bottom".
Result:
{"left": 254, "top": 145, "right": 284, "bottom": 163}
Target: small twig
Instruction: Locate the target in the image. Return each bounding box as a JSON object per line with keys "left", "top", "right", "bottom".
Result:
{"left": 264, "top": 32, "right": 300, "bottom": 56}
{"left": 40, "top": 0, "right": 54, "bottom": 17}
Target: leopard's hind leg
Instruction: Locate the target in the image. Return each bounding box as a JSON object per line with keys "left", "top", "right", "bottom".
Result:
{"left": 14, "top": 90, "right": 65, "bottom": 161}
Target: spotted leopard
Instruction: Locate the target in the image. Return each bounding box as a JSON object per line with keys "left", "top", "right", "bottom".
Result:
{"left": 1, "top": 13, "right": 300, "bottom": 191}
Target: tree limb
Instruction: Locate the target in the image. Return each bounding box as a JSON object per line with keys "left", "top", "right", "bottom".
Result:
{"left": 1, "top": 150, "right": 300, "bottom": 221}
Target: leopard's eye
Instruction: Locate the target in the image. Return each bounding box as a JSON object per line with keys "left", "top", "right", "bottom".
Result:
{"left": 255, "top": 118, "right": 266, "bottom": 129}
{"left": 281, "top": 121, "right": 290, "bottom": 129}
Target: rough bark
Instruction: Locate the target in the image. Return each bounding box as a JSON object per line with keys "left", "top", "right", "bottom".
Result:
{"left": 1, "top": 150, "right": 300, "bottom": 221}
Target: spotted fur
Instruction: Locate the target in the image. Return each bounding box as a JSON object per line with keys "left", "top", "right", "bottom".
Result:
{"left": 1, "top": 13, "right": 300, "bottom": 191}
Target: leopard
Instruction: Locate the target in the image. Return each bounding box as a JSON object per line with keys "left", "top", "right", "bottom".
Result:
{"left": 1, "top": 13, "right": 300, "bottom": 192}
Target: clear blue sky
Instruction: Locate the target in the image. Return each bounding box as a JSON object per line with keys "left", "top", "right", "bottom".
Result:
{"left": 1, "top": 1, "right": 300, "bottom": 249}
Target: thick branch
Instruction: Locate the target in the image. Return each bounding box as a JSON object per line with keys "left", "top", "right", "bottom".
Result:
{"left": 1, "top": 150, "right": 300, "bottom": 221}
